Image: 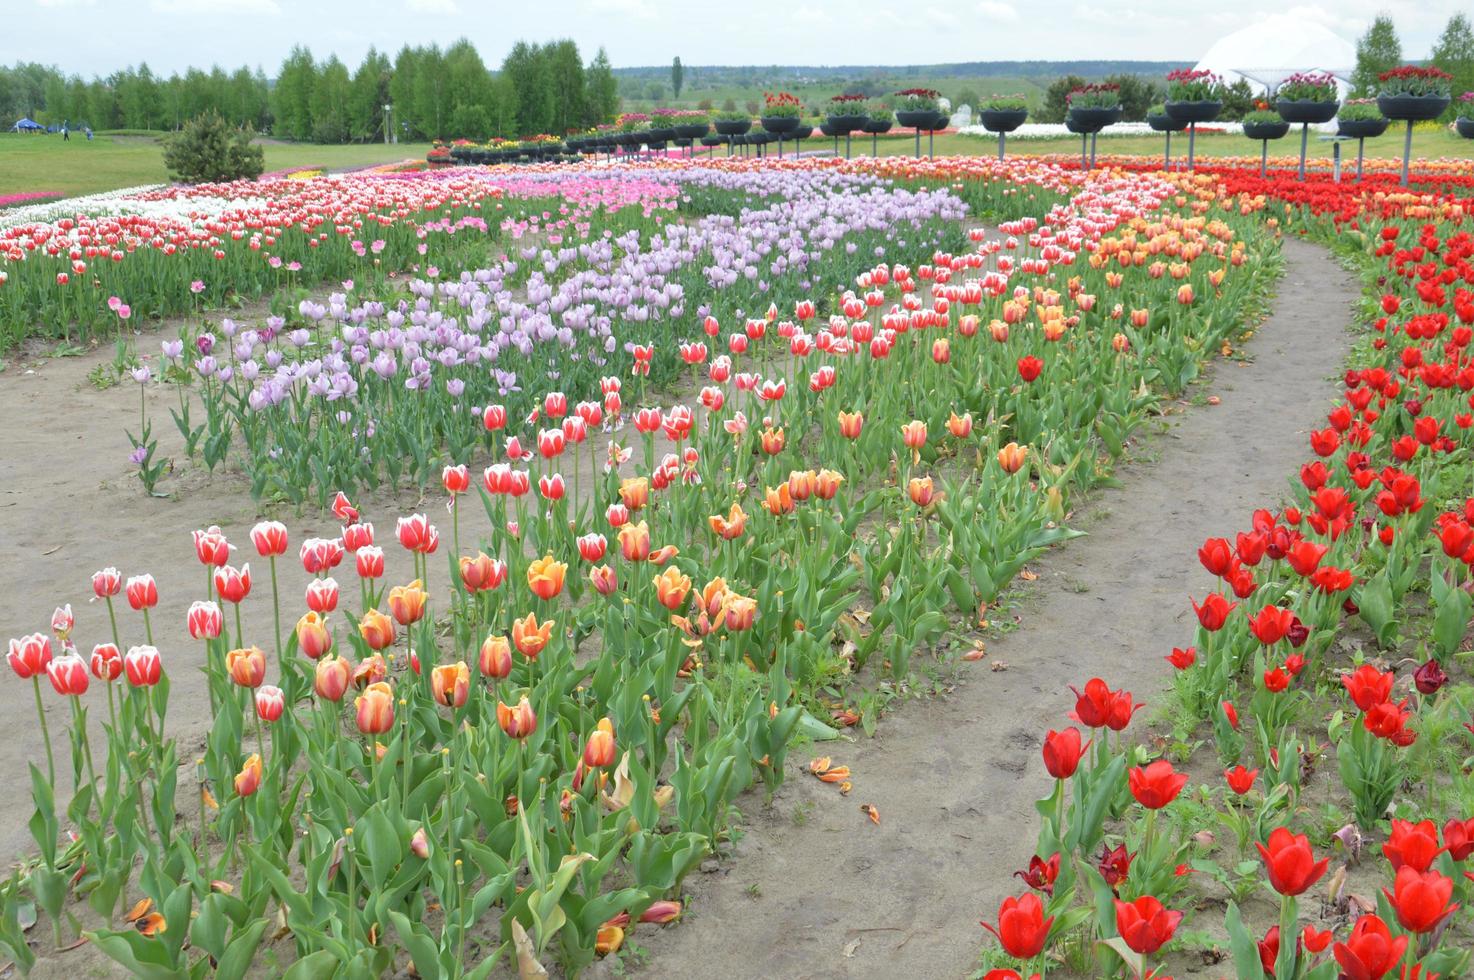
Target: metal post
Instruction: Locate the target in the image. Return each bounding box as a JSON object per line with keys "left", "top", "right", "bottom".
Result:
{"left": 1187, "top": 122, "right": 1197, "bottom": 171}
{"left": 1298, "top": 123, "right": 1308, "bottom": 181}
{"left": 1080, "top": 133, "right": 1088, "bottom": 169}
{"left": 846, "top": 132, "right": 852, "bottom": 159}
{"left": 872, "top": 132, "right": 878, "bottom": 157}
{"left": 998, "top": 131, "right": 1005, "bottom": 161}
{"left": 1089, "top": 131, "right": 1097, "bottom": 169}
{"left": 1357, "top": 137, "right": 1366, "bottom": 180}
{"left": 914, "top": 127, "right": 921, "bottom": 158}
{"left": 1333, "top": 140, "right": 1342, "bottom": 183}
{"left": 928, "top": 129, "right": 935, "bottom": 159}
{"left": 1261, "top": 140, "right": 1268, "bottom": 178}
{"left": 1164, "top": 131, "right": 1170, "bottom": 171}
{"left": 1401, "top": 119, "right": 1413, "bottom": 186}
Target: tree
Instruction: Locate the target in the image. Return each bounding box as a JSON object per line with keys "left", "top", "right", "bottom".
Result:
{"left": 445, "top": 39, "right": 493, "bottom": 139}
{"left": 671, "top": 56, "right": 683, "bottom": 100}
{"left": 1040, "top": 74, "right": 1086, "bottom": 123}
{"left": 1431, "top": 14, "right": 1474, "bottom": 117}
{"left": 502, "top": 41, "right": 551, "bottom": 135}
{"left": 546, "top": 40, "right": 586, "bottom": 133}
{"left": 1102, "top": 73, "right": 1160, "bottom": 121}
{"left": 953, "top": 86, "right": 982, "bottom": 111}
{"left": 1218, "top": 78, "right": 1256, "bottom": 120}
{"left": 163, "top": 111, "right": 264, "bottom": 182}
{"left": 348, "top": 48, "right": 391, "bottom": 141}
{"left": 411, "top": 44, "right": 450, "bottom": 140}
{"left": 1352, "top": 15, "right": 1402, "bottom": 97}
{"left": 585, "top": 47, "right": 619, "bottom": 125}
{"left": 309, "top": 55, "right": 351, "bottom": 142}
{"left": 273, "top": 46, "right": 316, "bottom": 140}
{"left": 389, "top": 46, "right": 419, "bottom": 138}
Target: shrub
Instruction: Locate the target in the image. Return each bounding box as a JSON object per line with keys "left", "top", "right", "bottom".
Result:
{"left": 162, "top": 112, "right": 264, "bottom": 184}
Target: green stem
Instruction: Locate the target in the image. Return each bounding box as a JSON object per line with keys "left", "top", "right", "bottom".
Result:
{"left": 269, "top": 556, "right": 283, "bottom": 669}
{"left": 32, "top": 677, "right": 55, "bottom": 786}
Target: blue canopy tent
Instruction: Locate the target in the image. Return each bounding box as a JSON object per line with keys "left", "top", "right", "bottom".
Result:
{"left": 9, "top": 118, "right": 45, "bottom": 133}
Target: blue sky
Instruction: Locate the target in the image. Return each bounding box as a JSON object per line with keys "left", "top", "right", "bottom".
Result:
{"left": 3, "top": 0, "right": 1461, "bottom": 76}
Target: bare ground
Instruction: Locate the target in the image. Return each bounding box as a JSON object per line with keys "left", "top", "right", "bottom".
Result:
{"left": 620, "top": 236, "right": 1358, "bottom": 980}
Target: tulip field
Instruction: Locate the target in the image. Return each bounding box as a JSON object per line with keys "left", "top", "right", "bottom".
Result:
{"left": 2, "top": 146, "right": 1474, "bottom": 980}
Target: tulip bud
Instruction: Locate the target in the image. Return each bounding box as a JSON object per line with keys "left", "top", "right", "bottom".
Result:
{"left": 589, "top": 564, "right": 618, "bottom": 596}
{"left": 213, "top": 563, "right": 252, "bottom": 604}
{"left": 479, "top": 634, "right": 513, "bottom": 679}
{"left": 358, "top": 608, "right": 396, "bottom": 650}
{"left": 123, "top": 644, "right": 162, "bottom": 687}
{"left": 355, "top": 545, "right": 385, "bottom": 580}
{"left": 584, "top": 718, "right": 616, "bottom": 769}
{"left": 305, "top": 577, "right": 339, "bottom": 614}
{"left": 410, "top": 827, "right": 430, "bottom": 859}
{"left": 354, "top": 681, "right": 395, "bottom": 734}
{"left": 90, "top": 642, "right": 122, "bottom": 682}
{"left": 187, "top": 600, "right": 223, "bottom": 640}
{"left": 46, "top": 652, "right": 89, "bottom": 697}
{"left": 255, "top": 684, "right": 285, "bottom": 723}
{"left": 496, "top": 696, "right": 537, "bottom": 739}
{"left": 314, "top": 656, "right": 351, "bottom": 702}
{"left": 125, "top": 574, "right": 158, "bottom": 611}
{"left": 431, "top": 661, "right": 470, "bottom": 709}
{"left": 388, "top": 580, "right": 428, "bottom": 626}
{"left": 296, "top": 611, "right": 333, "bottom": 659}
{"left": 250, "top": 520, "right": 289, "bottom": 558}
{"left": 92, "top": 566, "right": 122, "bottom": 598}
{"left": 226, "top": 646, "right": 267, "bottom": 688}
{"left": 234, "top": 753, "right": 262, "bottom": 797}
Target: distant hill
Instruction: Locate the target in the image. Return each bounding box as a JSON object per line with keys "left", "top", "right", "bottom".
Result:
{"left": 612, "top": 60, "right": 1188, "bottom": 80}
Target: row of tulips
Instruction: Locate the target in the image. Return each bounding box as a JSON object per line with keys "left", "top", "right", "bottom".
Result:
{"left": 977, "top": 167, "right": 1474, "bottom": 976}
{"left": 0, "top": 159, "right": 1284, "bottom": 975}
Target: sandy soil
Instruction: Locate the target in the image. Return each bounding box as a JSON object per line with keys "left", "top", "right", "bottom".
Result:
{"left": 620, "top": 237, "right": 1358, "bottom": 980}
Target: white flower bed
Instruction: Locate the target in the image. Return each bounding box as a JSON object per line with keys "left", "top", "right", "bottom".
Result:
{"left": 0, "top": 184, "right": 170, "bottom": 230}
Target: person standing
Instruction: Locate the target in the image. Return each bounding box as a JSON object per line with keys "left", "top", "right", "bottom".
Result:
{"left": 61, "top": 120, "right": 70, "bottom": 141}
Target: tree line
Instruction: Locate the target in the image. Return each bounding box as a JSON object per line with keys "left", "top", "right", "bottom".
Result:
{"left": 0, "top": 38, "right": 619, "bottom": 142}
{"left": 1353, "top": 12, "right": 1474, "bottom": 114}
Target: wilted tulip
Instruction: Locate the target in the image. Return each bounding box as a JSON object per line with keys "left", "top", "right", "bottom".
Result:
{"left": 639, "top": 901, "right": 682, "bottom": 924}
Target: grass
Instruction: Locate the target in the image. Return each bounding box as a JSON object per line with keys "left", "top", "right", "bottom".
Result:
{"left": 4, "top": 125, "right": 1473, "bottom": 201}
{"left": 0, "top": 133, "right": 433, "bottom": 198}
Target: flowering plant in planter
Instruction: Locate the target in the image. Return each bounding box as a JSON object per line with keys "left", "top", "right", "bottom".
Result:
{"left": 671, "top": 108, "right": 710, "bottom": 126}
{"left": 894, "top": 88, "right": 941, "bottom": 113}
{"left": 1243, "top": 107, "right": 1282, "bottom": 126}
{"left": 982, "top": 94, "right": 1027, "bottom": 112}
{"left": 1066, "top": 83, "right": 1121, "bottom": 110}
{"left": 616, "top": 112, "right": 650, "bottom": 133}
{"left": 1377, "top": 65, "right": 1453, "bottom": 97}
{"left": 1165, "top": 68, "right": 1221, "bottom": 102}
{"left": 1338, "top": 99, "right": 1385, "bottom": 122}
{"left": 1274, "top": 71, "right": 1337, "bottom": 103}
{"left": 762, "top": 92, "right": 802, "bottom": 119}
{"left": 866, "top": 103, "right": 895, "bottom": 124}
{"left": 826, "top": 93, "right": 868, "bottom": 117}
{"left": 1458, "top": 92, "right": 1474, "bottom": 111}
{"left": 712, "top": 108, "right": 750, "bottom": 123}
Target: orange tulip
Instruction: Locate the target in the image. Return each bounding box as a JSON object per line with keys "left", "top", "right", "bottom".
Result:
{"left": 988, "top": 319, "right": 1009, "bottom": 342}
{"left": 947, "top": 411, "right": 973, "bottom": 439}
{"left": 226, "top": 646, "right": 266, "bottom": 688}
{"left": 618, "top": 477, "right": 648, "bottom": 511}
{"left": 997, "top": 442, "right": 1029, "bottom": 475}
{"left": 351, "top": 653, "right": 387, "bottom": 688}
{"left": 648, "top": 544, "right": 679, "bottom": 564}
{"left": 234, "top": 753, "right": 262, "bottom": 797}
{"left": 314, "top": 656, "right": 351, "bottom": 702}
{"left": 907, "top": 476, "right": 935, "bottom": 507}
{"left": 653, "top": 566, "right": 692, "bottom": 611}
{"left": 359, "top": 608, "right": 396, "bottom": 650}
{"left": 296, "top": 611, "right": 333, "bottom": 659}
{"left": 721, "top": 594, "right": 757, "bottom": 631}
{"left": 837, "top": 410, "right": 863, "bottom": 439}
{"left": 814, "top": 469, "right": 844, "bottom": 500}
{"left": 787, "top": 469, "right": 816, "bottom": 501}
{"left": 698, "top": 577, "right": 729, "bottom": 619}
{"left": 589, "top": 564, "right": 618, "bottom": 596}
{"left": 459, "top": 552, "right": 504, "bottom": 592}
{"left": 1176, "top": 283, "right": 1194, "bottom": 305}
{"left": 764, "top": 482, "right": 794, "bottom": 516}
{"left": 388, "top": 580, "right": 428, "bottom": 625}
{"left": 931, "top": 338, "right": 951, "bottom": 364}
{"left": 1130, "top": 308, "right": 1149, "bottom": 328}
{"left": 479, "top": 634, "right": 513, "bottom": 679}
{"left": 760, "top": 426, "right": 785, "bottom": 455}
{"left": 901, "top": 420, "right": 927, "bottom": 450}
{"left": 708, "top": 503, "right": 748, "bottom": 541}
{"left": 526, "top": 555, "right": 568, "bottom": 601}
{"left": 497, "top": 695, "right": 537, "bottom": 739}
{"left": 618, "top": 521, "right": 651, "bottom": 562}
{"left": 431, "top": 661, "right": 470, "bottom": 708}
{"left": 584, "top": 718, "right": 616, "bottom": 768}
{"left": 355, "top": 681, "right": 395, "bottom": 734}
{"left": 595, "top": 924, "right": 624, "bottom": 957}
{"left": 512, "top": 612, "right": 553, "bottom": 659}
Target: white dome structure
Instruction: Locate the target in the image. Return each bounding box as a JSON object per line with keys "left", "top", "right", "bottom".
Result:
{"left": 1193, "top": 14, "right": 1356, "bottom": 97}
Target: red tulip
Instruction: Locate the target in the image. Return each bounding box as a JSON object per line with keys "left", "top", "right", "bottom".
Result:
{"left": 125, "top": 573, "right": 158, "bottom": 611}
{"left": 980, "top": 892, "right": 1052, "bottom": 958}
{"left": 123, "top": 645, "right": 162, "bottom": 687}
{"left": 1114, "top": 895, "right": 1181, "bottom": 955}
{"left": 91, "top": 566, "right": 122, "bottom": 598}
{"left": 193, "top": 525, "right": 231, "bottom": 567}
{"left": 1128, "top": 760, "right": 1188, "bottom": 810}
{"left": 255, "top": 685, "right": 285, "bottom": 723}
{"left": 187, "top": 600, "right": 223, "bottom": 640}
{"left": 395, "top": 514, "right": 439, "bottom": 554}
{"left": 1096, "top": 843, "right": 1133, "bottom": 888}
{"left": 1247, "top": 605, "right": 1295, "bottom": 645}
{"left": 1256, "top": 827, "right": 1329, "bottom": 896}
{"left": 1069, "top": 677, "right": 1140, "bottom": 730}
{"left": 1016, "top": 355, "right": 1043, "bottom": 382}
{"left": 250, "top": 520, "right": 289, "bottom": 557}
{"left": 46, "top": 652, "right": 89, "bottom": 696}
{"left": 1442, "top": 817, "right": 1474, "bottom": 861}
{"left": 1197, "top": 537, "right": 1234, "bottom": 577}
{"left": 442, "top": 464, "right": 470, "bottom": 495}
{"left": 1333, "top": 914, "right": 1406, "bottom": 980}
{"left": 1224, "top": 765, "right": 1258, "bottom": 795}
{"left": 1042, "top": 728, "right": 1088, "bottom": 779}
{"left": 90, "top": 643, "right": 122, "bottom": 682}
{"left": 1341, "top": 664, "right": 1394, "bottom": 712}
{"left": 1384, "top": 865, "right": 1458, "bottom": 934}
{"left": 1383, "top": 819, "right": 1444, "bottom": 873}
{"left": 214, "top": 563, "right": 251, "bottom": 604}
{"left": 1165, "top": 647, "right": 1196, "bottom": 670}
{"left": 355, "top": 546, "right": 385, "bottom": 580}
{"left": 1013, "top": 853, "right": 1060, "bottom": 896}
{"left": 305, "top": 577, "right": 339, "bottom": 614}
{"left": 1190, "top": 593, "right": 1236, "bottom": 631}
{"left": 7, "top": 633, "right": 52, "bottom": 679}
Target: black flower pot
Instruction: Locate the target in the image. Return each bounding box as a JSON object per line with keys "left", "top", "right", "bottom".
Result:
{"left": 928, "top": 111, "right": 950, "bottom": 130}
{"left": 863, "top": 118, "right": 893, "bottom": 134}
{"left": 676, "top": 123, "right": 710, "bottom": 140}
{"left": 1377, "top": 93, "right": 1451, "bottom": 122}
{"left": 1458, "top": 117, "right": 1474, "bottom": 139}
{"left": 760, "top": 115, "right": 800, "bottom": 135}
{"left": 1244, "top": 119, "right": 1291, "bottom": 140}
{"left": 895, "top": 109, "right": 935, "bottom": 128}
{"left": 713, "top": 118, "right": 751, "bottom": 136}
{"left": 1275, "top": 99, "right": 1339, "bottom": 125}
{"left": 1164, "top": 100, "right": 1221, "bottom": 124}
{"left": 648, "top": 126, "right": 676, "bottom": 142}
{"left": 826, "top": 113, "right": 867, "bottom": 133}
{"left": 1337, "top": 117, "right": 1389, "bottom": 139}
{"left": 818, "top": 122, "right": 838, "bottom": 137}
{"left": 1066, "top": 106, "right": 1121, "bottom": 133}
{"left": 700, "top": 134, "right": 723, "bottom": 146}
{"left": 1147, "top": 113, "right": 1187, "bottom": 133}
{"left": 979, "top": 108, "right": 1028, "bottom": 133}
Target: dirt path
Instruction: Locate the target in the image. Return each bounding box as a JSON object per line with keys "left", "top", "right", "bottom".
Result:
{"left": 626, "top": 237, "right": 1358, "bottom": 980}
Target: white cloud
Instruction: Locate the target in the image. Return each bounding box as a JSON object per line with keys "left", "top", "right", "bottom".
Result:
{"left": 587, "top": 0, "right": 656, "bottom": 18}
{"left": 149, "top": 0, "right": 279, "bottom": 11}
{"left": 792, "top": 5, "right": 826, "bottom": 24}
{"left": 977, "top": 0, "right": 1019, "bottom": 22}
{"left": 407, "top": 0, "right": 459, "bottom": 11}
{"left": 35, "top": 0, "right": 96, "bottom": 7}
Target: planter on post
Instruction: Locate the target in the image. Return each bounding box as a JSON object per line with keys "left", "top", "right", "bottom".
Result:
{"left": 826, "top": 113, "right": 866, "bottom": 159}
{"left": 760, "top": 115, "right": 799, "bottom": 158}
{"left": 1146, "top": 111, "right": 1187, "bottom": 170}
{"left": 1336, "top": 117, "right": 1388, "bottom": 181}
{"left": 1164, "top": 99, "right": 1221, "bottom": 171}
{"left": 863, "top": 117, "right": 893, "bottom": 156}
{"left": 896, "top": 109, "right": 933, "bottom": 159}
{"left": 1066, "top": 106, "right": 1120, "bottom": 169}
{"left": 1275, "top": 99, "right": 1339, "bottom": 180}
{"left": 979, "top": 107, "right": 1028, "bottom": 161}
{"left": 713, "top": 117, "right": 751, "bottom": 158}
{"left": 1243, "top": 118, "right": 1291, "bottom": 178}
{"left": 819, "top": 121, "right": 840, "bottom": 157}
{"left": 926, "top": 111, "right": 948, "bottom": 158}
{"left": 676, "top": 122, "right": 710, "bottom": 159}
{"left": 1377, "top": 93, "right": 1449, "bottom": 186}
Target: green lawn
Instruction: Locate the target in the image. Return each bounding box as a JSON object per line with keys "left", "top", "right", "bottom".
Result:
{"left": 4, "top": 126, "right": 1473, "bottom": 202}
{"left": 0, "top": 133, "right": 432, "bottom": 198}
